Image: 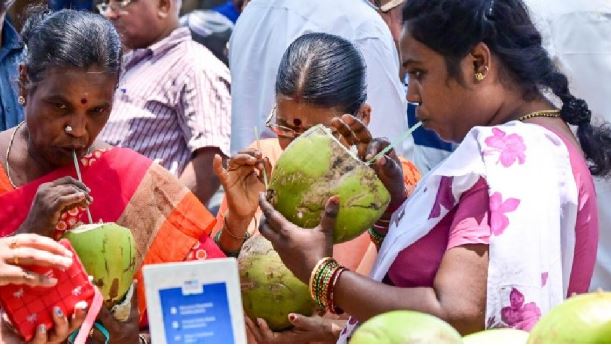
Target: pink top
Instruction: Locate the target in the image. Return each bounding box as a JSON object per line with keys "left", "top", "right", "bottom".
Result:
{"left": 386, "top": 126, "right": 598, "bottom": 296}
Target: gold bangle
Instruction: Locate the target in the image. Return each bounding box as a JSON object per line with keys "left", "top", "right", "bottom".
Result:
{"left": 221, "top": 213, "right": 249, "bottom": 241}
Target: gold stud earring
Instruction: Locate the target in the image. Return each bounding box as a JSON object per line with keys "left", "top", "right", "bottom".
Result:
{"left": 18, "top": 96, "right": 25, "bottom": 105}
{"left": 474, "top": 66, "right": 489, "bottom": 82}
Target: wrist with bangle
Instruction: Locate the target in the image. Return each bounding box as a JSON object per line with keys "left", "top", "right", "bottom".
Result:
{"left": 309, "top": 257, "right": 347, "bottom": 315}
{"left": 214, "top": 213, "right": 251, "bottom": 257}
{"left": 368, "top": 193, "right": 407, "bottom": 245}
{"left": 67, "top": 322, "right": 110, "bottom": 344}
{"left": 368, "top": 209, "right": 396, "bottom": 247}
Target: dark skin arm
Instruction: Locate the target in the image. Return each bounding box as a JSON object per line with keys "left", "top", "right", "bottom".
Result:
{"left": 212, "top": 149, "right": 271, "bottom": 253}
{"left": 91, "top": 281, "right": 140, "bottom": 344}
{"left": 258, "top": 195, "right": 488, "bottom": 335}
{"left": 333, "top": 246, "right": 488, "bottom": 333}
{"left": 16, "top": 177, "right": 92, "bottom": 238}
{"left": 179, "top": 147, "right": 224, "bottom": 206}
{"left": 257, "top": 115, "right": 488, "bottom": 335}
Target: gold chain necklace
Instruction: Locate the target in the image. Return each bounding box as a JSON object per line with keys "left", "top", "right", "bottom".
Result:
{"left": 4, "top": 122, "right": 25, "bottom": 188}
{"left": 518, "top": 109, "right": 561, "bottom": 122}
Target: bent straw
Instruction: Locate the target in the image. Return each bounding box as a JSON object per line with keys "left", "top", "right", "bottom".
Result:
{"left": 254, "top": 127, "right": 269, "bottom": 189}
{"left": 72, "top": 150, "right": 94, "bottom": 224}
{"left": 366, "top": 121, "right": 423, "bottom": 165}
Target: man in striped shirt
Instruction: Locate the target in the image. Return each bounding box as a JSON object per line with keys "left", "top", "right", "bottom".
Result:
{"left": 99, "top": 0, "right": 231, "bottom": 205}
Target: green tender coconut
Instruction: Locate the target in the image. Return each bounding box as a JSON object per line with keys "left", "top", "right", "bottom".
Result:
{"left": 463, "top": 329, "right": 529, "bottom": 344}
{"left": 350, "top": 310, "right": 463, "bottom": 344}
{"left": 268, "top": 125, "right": 390, "bottom": 243}
{"left": 238, "top": 236, "right": 315, "bottom": 331}
{"left": 63, "top": 222, "right": 136, "bottom": 307}
{"left": 527, "top": 291, "right": 611, "bottom": 344}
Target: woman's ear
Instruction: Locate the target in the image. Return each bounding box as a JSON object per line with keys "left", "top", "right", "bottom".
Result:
{"left": 157, "top": 0, "right": 174, "bottom": 18}
{"left": 469, "top": 41, "right": 492, "bottom": 83}
{"left": 357, "top": 103, "right": 372, "bottom": 126}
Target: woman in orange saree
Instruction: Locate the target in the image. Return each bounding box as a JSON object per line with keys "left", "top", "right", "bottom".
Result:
{"left": 218, "top": 33, "right": 421, "bottom": 343}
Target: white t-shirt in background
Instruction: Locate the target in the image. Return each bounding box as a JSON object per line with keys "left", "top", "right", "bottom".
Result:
{"left": 525, "top": 0, "right": 611, "bottom": 291}
{"left": 228, "top": 0, "right": 411, "bottom": 157}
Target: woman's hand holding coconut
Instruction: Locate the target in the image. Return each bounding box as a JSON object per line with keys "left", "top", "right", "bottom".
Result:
{"left": 245, "top": 312, "right": 344, "bottom": 344}
{"left": 17, "top": 177, "right": 92, "bottom": 239}
{"left": 259, "top": 194, "right": 339, "bottom": 283}
{"left": 257, "top": 115, "right": 408, "bottom": 279}
{"left": 331, "top": 114, "right": 408, "bottom": 221}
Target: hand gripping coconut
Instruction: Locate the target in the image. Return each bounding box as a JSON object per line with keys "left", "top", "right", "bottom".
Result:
{"left": 62, "top": 223, "right": 137, "bottom": 308}
{"left": 267, "top": 125, "right": 391, "bottom": 243}
{"left": 238, "top": 236, "right": 315, "bottom": 331}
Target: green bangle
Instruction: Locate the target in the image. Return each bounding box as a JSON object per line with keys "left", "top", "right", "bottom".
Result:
{"left": 313, "top": 259, "right": 337, "bottom": 309}
{"left": 368, "top": 228, "right": 386, "bottom": 246}
{"left": 68, "top": 322, "right": 109, "bottom": 344}
{"left": 214, "top": 230, "right": 249, "bottom": 257}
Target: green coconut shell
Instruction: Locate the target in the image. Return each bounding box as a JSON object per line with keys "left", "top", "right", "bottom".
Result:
{"left": 463, "top": 328, "right": 529, "bottom": 344}
{"left": 527, "top": 291, "right": 611, "bottom": 344}
{"left": 350, "top": 310, "right": 463, "bottom": 344}
{"left": 63, "top": 222, "right": 137, "bottom": 306}
{"left": 268, "top": 125, "right": 390, "bottom": 243}
{"left": 238, "top": 236, "right": 315, "bottom": 331}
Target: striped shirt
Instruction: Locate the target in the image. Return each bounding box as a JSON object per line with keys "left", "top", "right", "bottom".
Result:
{"left": 101, "top": 27, "right": 231, "bottom": 176}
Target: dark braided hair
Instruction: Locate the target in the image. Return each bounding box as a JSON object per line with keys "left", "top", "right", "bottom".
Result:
{"left": 403, "top": 0, "right": 611, "bottom": 176}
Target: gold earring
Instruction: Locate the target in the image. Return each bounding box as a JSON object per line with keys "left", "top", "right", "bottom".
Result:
{"left": 18, "top": 96, "right": 25, "bottom": 105}
{"left": 474, "top": 66, "right": 489, "bottom": 82}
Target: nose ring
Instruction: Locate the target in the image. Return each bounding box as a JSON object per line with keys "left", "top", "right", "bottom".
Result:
{"left": 65, "top": 125, "right": 73, "bottom": 134}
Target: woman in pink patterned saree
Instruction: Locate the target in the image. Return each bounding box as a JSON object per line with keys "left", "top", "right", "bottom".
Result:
{"left": 253, "top": 0, "right": 610, "bottom": 342}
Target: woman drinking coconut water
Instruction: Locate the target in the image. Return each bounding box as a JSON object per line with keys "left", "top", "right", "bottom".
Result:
{"left": 0, "top": 9, "right": 234, "bottom": 343}
{"left": 256, "top": 0, "right": 609, "bottom": 341}
{"left": 212, "top": 33, "right": 421, "bottom": 343}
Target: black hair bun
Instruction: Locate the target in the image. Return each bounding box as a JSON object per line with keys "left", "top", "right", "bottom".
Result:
{"left": 561, "top": 97, "right": 591, "bottom": 126}
{"left": 21, "top": 5, "right": 52, "bottom": 44}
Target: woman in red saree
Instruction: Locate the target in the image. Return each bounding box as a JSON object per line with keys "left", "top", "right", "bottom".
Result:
{"left": 0, "top": 9, "right": 227, "bottom": 343}
{"left": 0, "top": 147, "right": 225, "bottom": 319}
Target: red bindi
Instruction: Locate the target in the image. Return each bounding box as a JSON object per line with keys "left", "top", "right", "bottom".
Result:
{"left": 292, "top": 118, "right": 302, "bottom": 127}
{"left": 80, "top": 98, "right": 88, "bottom": 104}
